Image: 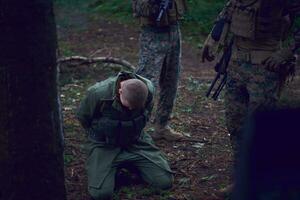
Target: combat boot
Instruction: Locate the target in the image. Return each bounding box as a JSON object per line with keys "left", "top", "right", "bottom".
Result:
{"left": 151, "top": 125, "right": 184, "bottom": 141}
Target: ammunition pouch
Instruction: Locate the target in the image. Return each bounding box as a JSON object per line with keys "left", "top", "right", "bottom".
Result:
{"left": 230, "top": 0, "right": 284, "bottom": 40}
{"left": 89, "top": 113, "right": 147, "bottom": 147}
{"left": 132, "top": 0, "right": 160, "bottom": 19}
{"left": 134, "top": 0, "right": 187, "bottom": 27}
{"left": 230, "top": 5, "right": 258, "bottom": 39}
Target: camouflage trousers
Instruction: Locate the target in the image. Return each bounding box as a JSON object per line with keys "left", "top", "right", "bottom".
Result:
{"left": 225, "top": 60, "right": 280, "bottom": 158}
{"left": 135, "top": 25, "right": 182, "bottom": 126}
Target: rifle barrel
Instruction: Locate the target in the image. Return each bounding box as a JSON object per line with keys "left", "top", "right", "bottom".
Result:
{"left": 212, "top": 74, "right": 227, "bottom": 100}
{"left": 206, "top": 73, "right": 220, "bottom": 98}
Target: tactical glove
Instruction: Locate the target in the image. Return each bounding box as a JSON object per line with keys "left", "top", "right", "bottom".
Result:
{"left": 202, "top": 35, "right": 216, "bottom": 62}
{"left": 202, "top": 45, "right": 215, "bottom": 62}
{"left": 262, "top": 48, "right": 295, "bottom": 73}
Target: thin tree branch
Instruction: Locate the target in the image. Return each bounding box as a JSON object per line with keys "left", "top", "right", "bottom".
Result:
{"left": 58, "top": 56, "right": 135, "bottom": 70}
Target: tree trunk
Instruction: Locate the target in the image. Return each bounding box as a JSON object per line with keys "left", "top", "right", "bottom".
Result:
{"left": 0, "top": 1, "right": 66, "bottom": 199}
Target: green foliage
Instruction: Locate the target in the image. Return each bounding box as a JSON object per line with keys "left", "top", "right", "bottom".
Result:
{"left": 91, "top": 0, "right": 133, "bottom": 23}
{"left": 182, "top": 0, "right": 226, "bottom": 34}
{"left": 64, "top": 153, "right": 74, "bottom": 165}
{"left": 90, "top": 0, "right": 226, "bottom": 37}
{"left": 58, "top": 41, "right": 75, "bottom": 57}
{"left": 54, "top": 0, "right": 227, "bottom": 44}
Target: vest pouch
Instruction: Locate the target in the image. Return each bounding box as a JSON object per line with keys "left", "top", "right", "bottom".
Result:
{"left": 230, "top": 6, "right": 258, "bottom": 39}
{"left": 117, "top": 120, "right": 140, "bottom": 147}
{"left": 89, "top": 119, "right": 106, "bottom": 142}
{"left": 255, "top": 5, "right": 283, "bottom": 40}
{"left": 91, "top": 117, "right": 120, "bottom": 146}
{"left": 132, "top": 0, "right": 159, "bottom": 19}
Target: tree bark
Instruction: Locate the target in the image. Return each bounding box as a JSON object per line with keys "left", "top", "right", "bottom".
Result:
{"left": 0, "top": 1, "right": 66, "bottom": 199}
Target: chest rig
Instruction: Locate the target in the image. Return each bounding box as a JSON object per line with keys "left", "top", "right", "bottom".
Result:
{"left": 230, "top": 0, "right": 286, "bottom": 40}
{"left": 90, "top": 100, "right": 148, "bottom": 147}
{"left": 133, "top": 0, "right": 187, "bottom": 27}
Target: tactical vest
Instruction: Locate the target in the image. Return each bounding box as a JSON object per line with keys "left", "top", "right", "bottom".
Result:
{"left": 230, "top": 0, "right": 287, "bottom": 40}
{"left": 133, "top": 0, "right": 187, "bottom": 27}
{"left": 89, "top": 100, "right": 148, "bottom": 147}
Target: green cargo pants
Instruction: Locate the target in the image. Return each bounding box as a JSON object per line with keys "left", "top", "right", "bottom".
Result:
{"left": 88, "top": 149, "right": 173, "bottom": 200}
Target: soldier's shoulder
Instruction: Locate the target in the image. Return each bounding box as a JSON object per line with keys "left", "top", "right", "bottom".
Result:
{"left": 87, "top": 76, "right": 117, "bottom": 100}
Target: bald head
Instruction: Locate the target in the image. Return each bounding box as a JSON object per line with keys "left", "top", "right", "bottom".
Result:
{"left": 119, "top": 79, "right": 149, "bottom": 110}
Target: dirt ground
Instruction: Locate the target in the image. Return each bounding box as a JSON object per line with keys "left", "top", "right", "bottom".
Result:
{"left": 56, "top": 4, "right": 300, "bottom": 200}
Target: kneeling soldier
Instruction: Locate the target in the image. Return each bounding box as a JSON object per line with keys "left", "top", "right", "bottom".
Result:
{"left": 77, "top": 71, "right": 173, "bottom": 200}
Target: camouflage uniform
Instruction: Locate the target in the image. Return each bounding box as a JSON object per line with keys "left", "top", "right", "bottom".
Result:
{"left": 203, "top": 0, "right": 300, "bottom": 155}
{"left": 132, "top": 0, "right": 187, "bottom": 128}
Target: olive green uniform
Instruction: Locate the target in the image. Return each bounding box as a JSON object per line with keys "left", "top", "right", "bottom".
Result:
{"left": 77, "top": 72, "right": 173, "bottom": 200}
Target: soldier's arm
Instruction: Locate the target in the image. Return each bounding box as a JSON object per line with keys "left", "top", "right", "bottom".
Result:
{"left": 202, "top": 0, "right": 233, "bottom": 62}
{"left": 131, "top": 0, "right": 160, "bottom": 18}
{"left": 76, "top": 88, "right": 99, "bottom": 130}
{"left": 263, "top": 2, "right": 300, "bottom": 72}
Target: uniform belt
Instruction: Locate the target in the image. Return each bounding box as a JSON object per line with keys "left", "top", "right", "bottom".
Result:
{"left": 232, "top": 47, "right": 275, "bottom": 64}
{"left": 140, "top": 17, "right": 178, "bottom": 30}
{"left": 141, "top": 23, "right": 179, "bottom": 33}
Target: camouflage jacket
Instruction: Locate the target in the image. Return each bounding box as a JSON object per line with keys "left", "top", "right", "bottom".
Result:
{"left": 204, "top": 0, "right": 300, "bottom": 61}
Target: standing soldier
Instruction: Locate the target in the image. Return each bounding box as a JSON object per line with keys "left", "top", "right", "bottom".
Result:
{"left": 132, "top": 0, "right": 188, "bottom": 141}
{"left": 202, "top": 0, "right": 300, "bottom": 193}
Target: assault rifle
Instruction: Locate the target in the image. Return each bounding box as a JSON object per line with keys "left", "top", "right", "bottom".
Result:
{"left": 206, "top": 38, "right": 234, "bottom": 100}
{"left": 205, "top": 17, "right": 233, "bottom": 100}
{"left": 156, "top": 0, "right": 173, "bottom": 22}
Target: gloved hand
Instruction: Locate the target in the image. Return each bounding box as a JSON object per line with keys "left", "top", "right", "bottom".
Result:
{"left": 262, "top": 48, "right": 295, "bottom": 72}
{"left": 202, "top": 45, "right": 215, "bottom": 62}
{"left": 201, "top": 33, "right": 217, "bottom": 63}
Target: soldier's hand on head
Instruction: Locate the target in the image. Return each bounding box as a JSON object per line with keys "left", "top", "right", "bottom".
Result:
{"left": 202, "top": 45, "right": 215, "bottom": 63}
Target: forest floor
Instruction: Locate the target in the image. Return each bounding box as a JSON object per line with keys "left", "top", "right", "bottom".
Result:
{"left": 55, "top": 2, "right": 300, "bottom": 200}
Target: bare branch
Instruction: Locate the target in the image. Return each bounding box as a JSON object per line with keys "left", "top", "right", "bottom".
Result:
{"left": 57, "top": 56, "right": 136, "bottom": 70}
